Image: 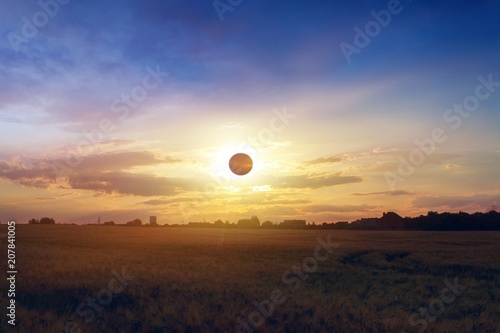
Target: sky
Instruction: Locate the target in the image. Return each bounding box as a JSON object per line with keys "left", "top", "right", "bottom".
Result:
{"left": 0, "top": 0, "right": 499, "bottom": 224}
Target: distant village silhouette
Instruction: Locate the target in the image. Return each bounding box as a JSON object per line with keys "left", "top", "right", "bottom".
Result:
{"left": 25, "top": 210, "right": 500, "bottom": 231}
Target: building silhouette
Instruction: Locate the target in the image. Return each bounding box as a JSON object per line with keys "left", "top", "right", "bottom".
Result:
{"left": 150, "top": 216, "right": 158, "bottom": 226}
{"left": 380, "top": 212, "right": 404, "bottom": 230}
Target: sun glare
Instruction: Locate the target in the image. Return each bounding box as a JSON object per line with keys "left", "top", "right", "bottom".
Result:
{"left": 211, "top": 145, "right": 262, "bottom": 179}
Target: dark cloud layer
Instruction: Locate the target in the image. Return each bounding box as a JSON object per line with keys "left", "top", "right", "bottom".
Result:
{"left": 0, "top": 160, "right": 57, "bottom": 188}
{"left": 265, "top": 173, "right": 362, "bottom": 189}
{"left": 68, "top": 171, "right": 190, "bottom": 196}
{"left": 0, "top": 151, "right": 182, "bottom": 193}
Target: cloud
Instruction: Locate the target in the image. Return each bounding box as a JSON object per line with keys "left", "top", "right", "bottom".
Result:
{"left": 68, "top": 171, "right": 196, "bottom": 197}
{"left": 336, "top": 148, "right": 402, "bottom": 162}
{"left": 412, "top": 194, "right": 500, "bottom": 209}
{"left": 264, "top": 173, "right": 362, "bottom": 189}
{"left": 0, "top": 151, "right": 182, "bottom": 191}
{"left": 72, "top": 151, "right": 179, "bottom": 172}
{"left": 351, "top": 190, "right": 414, "bottom": 196}
{"left": 301, "top": 204, "right": 376, "bottom": 213}
{"left": 238, "top": 197, "right": 311, "bottom": 206}
{"left": 140, "top": 197, "right": 195, "bottom": 205}
{"left": 0, "top": 160, "right": 57, "bottom": 188}
{"left": 426, "top": 153, "right": 461, "bottom": 164}
{"left": 98, "top": 139, "right": 136, "bottom": 147}
{"left": 1, "top": 153, "right": 359, "bottom": 197}
{"left": 444, "top": 163, "right": 460, "bottom": 170}
{"left": 304, "top": 156, "right": 342, "bottom": 165}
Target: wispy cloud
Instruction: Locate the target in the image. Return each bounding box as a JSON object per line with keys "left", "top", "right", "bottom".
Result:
{"left": 301, "top": 204, "right": 376, "bottom": 213}
{"left": 72, "top": 151, "right": 180, "bottom": 172}
{"left": 351, "top": 190, "right": 414, "bottom": 196}
{"left": 263, "top": 173, "right": 362, "bottom": 189}
{"left": 139, "top": 197, "right": 195, "bottom": 206}
{"left": 412, "top": 194, "right": 500, "bottom": 209}
{"left": 304, "top": 156, "right": 342, "bottom": 165}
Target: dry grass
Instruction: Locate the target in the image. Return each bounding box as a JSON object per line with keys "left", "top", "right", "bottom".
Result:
{"left": 1, "top": 226, "right": 499, "bottom": 332}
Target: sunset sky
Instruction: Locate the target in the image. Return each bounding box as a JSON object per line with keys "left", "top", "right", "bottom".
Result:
{"left": 1, "top": 0, "right": 499, "bottom": 224}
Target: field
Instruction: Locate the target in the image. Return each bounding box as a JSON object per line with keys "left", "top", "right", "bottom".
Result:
{"left": 1, "top": 225, "right": 499, "bottom": 333}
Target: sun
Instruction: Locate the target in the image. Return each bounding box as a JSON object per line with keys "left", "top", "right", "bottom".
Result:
{"left": 210, "top": 145, "right": 261, "bottom": 179}
{"left": 229, "top": 153, "right": 253, "bottom": 176}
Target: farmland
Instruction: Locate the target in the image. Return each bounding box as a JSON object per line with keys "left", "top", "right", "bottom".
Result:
{"left": 1, "top": 225, "right": 499, "bottom": 332}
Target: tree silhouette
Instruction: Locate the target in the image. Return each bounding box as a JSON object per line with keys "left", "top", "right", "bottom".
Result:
{"left": 39, "top": 217, "right": 55, "bottom": 224}
{"left": 126, "top": 219, "right": 142, "bottom": 226}
{"left": 261, "top": 221, "right": 273, "bottom": 228}
{"left": 236, "top": 216, "right": 260, "bottom": 228}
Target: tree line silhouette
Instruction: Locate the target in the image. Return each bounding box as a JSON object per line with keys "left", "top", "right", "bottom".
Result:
{"left": 25, "top": 211, "right": 499, "bottom": 230}
{"left": 28, "top": 217, "right": 55, "bottom": 224}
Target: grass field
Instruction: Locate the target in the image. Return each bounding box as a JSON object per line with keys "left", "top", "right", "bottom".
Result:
{"left": 1, "top": 225, "right": 499, "bottom": 333}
